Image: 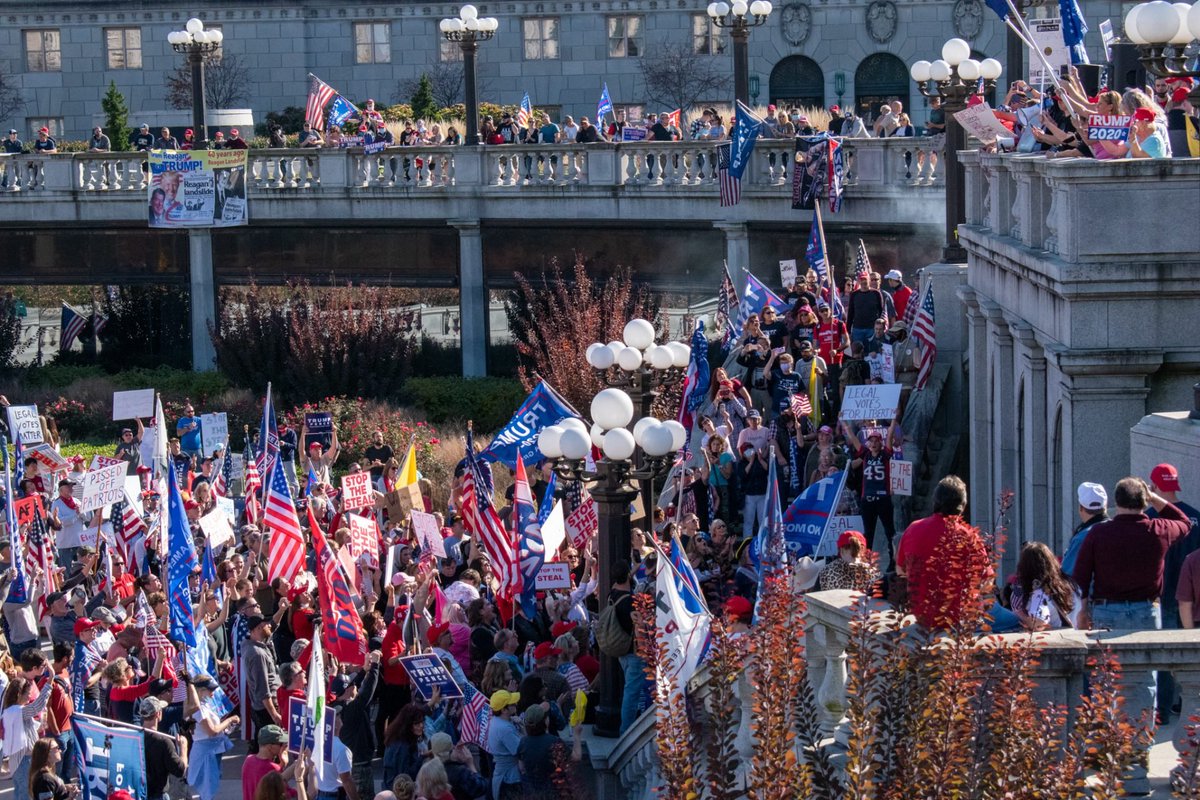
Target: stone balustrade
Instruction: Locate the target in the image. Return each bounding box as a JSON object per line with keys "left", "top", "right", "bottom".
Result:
{"left": 594, "top": 589, "right": 1200, "bottom": 798}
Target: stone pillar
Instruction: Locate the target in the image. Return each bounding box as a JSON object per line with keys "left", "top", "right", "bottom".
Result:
{"left": 982, "top": 301, "right": 1016, "bottom": 569}
{"left": 188, "top": 228, "right": 217, "bottom": 372}
{"left": 959, "top": 287, "right": 991, "bottom": 533}
{"left": 714, "top": 221, "right": 750, "bottom": 295}
{"left": 1011, "top": 320, "right": 1048, "bottom": 555}
{"left": 451, "top": 219, "right": 487, "bottom": 377}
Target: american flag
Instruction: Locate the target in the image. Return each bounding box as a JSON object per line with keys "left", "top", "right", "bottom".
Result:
{"left": 901, "top": 276, "right": 921, "bottom": 329}
{"left": 256, "top": 386, "right": 280, "bottom": 489}
{"left": 516, "top": 92, "right": 532, "bottom": 129}
{"left": 244, "top": 440, "right": 261, "bottom": 524}
{"left": 789, "top": 392, "right": 813, "bottom": 418}
{"left": 114, "top": 492, "right": 148, "bottom": 574}
{"left": 92, "top": 311, "right": 109, "bottom": 336}
{"left": 461, "top": 429, "right": 519, "bottom": 600}
{"left": 717, "top": 143, "right": 740, "bottom": 207}
{"left": 60, "top": 303, "right": 87, "bottom": 352}
{"left": 459, "top": 682, "right": 492, "bottom": 746}
{"left": 854, "top": 239, "right": 872, "bottom": 278}
{"left": 25, "top": 505, "right": 56, "bottom": 605}
{"left": 911, "top": 283, "right": 937, "bottom": 390}
{"left": 212, "top": 446, "right": 233, "bottom": 498}
{"left": 135, "top": 589, "right": 174, "bottom": 661}
{"left": 563, "top": 478, "right": 584, "bottom": 515}
{"left": 716, "top": 263, "right": 738, "bottom": 348}
{"left": 305, "top": 74, "right": 337, "bottom": 130}
{"left": 264, "top": 457, "right": 305, "bottom": 583}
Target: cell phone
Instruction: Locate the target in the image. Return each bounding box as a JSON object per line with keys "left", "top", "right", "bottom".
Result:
{"left": 773, "top": 347, "right": 785, "bottom": 355}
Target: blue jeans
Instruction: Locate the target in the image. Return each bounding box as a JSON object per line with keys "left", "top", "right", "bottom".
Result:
{"left": 13, "top": 753, "right": 31, "bottom": 800}
{"left": 850, "top": 327, "right": 874, "bottom": 347}
{"left": 743, "top": 494, "right": 767, "bottom": 539}
{"left": 1091, "top": 599, "right": 1160, "bottom": 786}
{"left": 1158, "top": 605, "right": 1181, "bottom": 717}
{"left": 985, "top": 601, "right": 1022, "bottom": 632}
{"left": 57, "top": 731, "right": 76, "bottom": 782}
{"left": 618, "top": 653, "right": 648, "bottom": 734}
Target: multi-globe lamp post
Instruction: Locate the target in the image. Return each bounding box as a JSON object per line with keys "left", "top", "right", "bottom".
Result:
{"left": 167, "top": 18, "right": 224, "bottom": 148}
{"left": 706, "top": 0, "right": 774, "bottom": 105}
{"left": 439, "top": 5, "right": 499, "bottom": 146}
{"left": 909, "top": 39, "right": 1003, "bottom": 263}
{"left": 1123, "top": 0, "right": 1200, "bottom": 103}
{"left": 537, "top": 319, "right": 690, "bottom": 737}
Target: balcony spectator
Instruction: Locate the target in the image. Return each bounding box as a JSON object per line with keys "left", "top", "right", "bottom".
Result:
{"left": 841, "top": 109, "right": 870, "bottom": 138}
{"left": 155, "top": 126, "right": 179, "bottom": 150}
{"left": 226, "top": 129, "right": 249, "bottom": 150}
{"left": 1121, "top": 88, "right": 1171, "bottom": 156}
{"left": 576, "top": 117, "right": 601, "bottom": 143}
{"left": 890, "top": 113, "right": 916, "bottom": 137}
{"left": 497, "top": 112, "right": 520, "bottom": 144}
{"left": 1129, "top": 107, "right": 1169, "bottom": 159}
{"left": 606, "top": 109, "right": 627, "bottom": 141}
{"left": 267, "top": 122, "right": 286, "bottom": 148}
{"left": 827, "top": 105, "right": 845, "bottom": 135}
{"left": 2, "top": 129, "right": 23, "bottom": 190}
{"left": 88, "top": 127, "right": 111, "bottom": 152}
{"left": 443, "top": 126, "right": 461, "bottom": 146}
{"left": 480, "top": 116, "right": 498, "bottom": 144}
{"left": 131, "top": 123, "right": 154, "bottom": 152}
{"left": 181, "top": 128, "right": 195, "bottom": 150}
{"left": 299, "top": 121, "right": 323, "bottom": 148}
{"left": 774, "top": 110, "right": 795, "bottom": 138}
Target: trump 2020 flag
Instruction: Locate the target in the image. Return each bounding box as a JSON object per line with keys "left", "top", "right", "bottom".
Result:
{"left": 327, "top": 95, "right": 359, "bottom": 129}
{"left": 737, "top": 269, "right": 790, "bottom": 332}
{"left": 597, "top": 83, "right": 613, "bottom": 122}
{"left": 514, "top": 454, "right": 543, "bottom": 619}
{"left": 655, "top": 542, "right": 711, "bottom": 698}
{"left": 310, "top": 506, "right": 368, "bottom": 666}
{"left": 479, "top": 381, "right": 580, "bottom": 467}
{"left": 677, "top": 320, "right": 711, "bottom": 430}
{"left": 73, "top": 714, "right": 147, "bottom": 800}
{"left": 782, "top": 469, "right": 849, "bottom": 556}
{"left": 166, "top": 459, "right": 199, "bottom": 647}
{"left": 728, "top": 101, "right": 765, "bottom": 180}
{"left": 805, "top": 210, "right": 827, "bottom": 283}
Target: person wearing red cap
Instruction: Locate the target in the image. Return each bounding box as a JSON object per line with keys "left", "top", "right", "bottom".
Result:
{"left": 301, "top": 416, "right": 341, "bottom": 485}
{"left": 1129, "top": 105, "right": 1169, "bottom": 159}
{"left": 226, "top": 128, "right": 249, "bottom": 149}
{"left": 723, "top": 595, "right": 753, "bottom": 634}
{"left": 818, "top": 530, "right": 880, "bottom": 593}
{"left": 70, "top": 617, "right": 108, "bottom": 714}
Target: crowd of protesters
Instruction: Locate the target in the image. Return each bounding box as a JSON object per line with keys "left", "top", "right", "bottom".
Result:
{"left": 0, "top": 245, "right": 1196, "bottom": 800}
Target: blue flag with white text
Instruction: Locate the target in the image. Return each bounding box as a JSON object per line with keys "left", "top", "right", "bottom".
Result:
{"left": 781, "top": 469, "right": 849, "bottom": 556}
{"left": 537, "top": 472, "right": 557, "bottom": 526}
{"left": 166, "top": 459, "right": 199, "bottom": 647}
{"left": 73, "top": 714, "right": 147, "bottom": 800}
{"left": 479, "top": 381, "right": 580, "bottom": 467}
{"left": 514, "top": 455, "right": 542, "bottom": 619}
{"left": 328, "top": 95, "right": 359, "bottom": 128}
{"left": 597, "top": 83, "right": 614, "bottom": 121}
{"left": 736, "top": 270, "right": 790, "bottom": 336}
{"left": 728, "top": 101, "right": 765, "bottom": 180}
{"left": 805, "top": 210, "right": 827, "bottom": 283}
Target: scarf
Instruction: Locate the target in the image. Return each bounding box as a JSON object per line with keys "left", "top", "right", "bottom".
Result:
{"left": 59, "top": 493, "right": 79, "bottom": 513}
{"left": 788, "top": 434, "right": 803, "bottom": 493}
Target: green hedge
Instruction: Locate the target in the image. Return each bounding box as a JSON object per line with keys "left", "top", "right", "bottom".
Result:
{"left": 401, "top": 377, "right": 526, "bottom": 433}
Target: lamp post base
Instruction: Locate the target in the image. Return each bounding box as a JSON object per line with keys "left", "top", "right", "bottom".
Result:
{"left": 942, "top": 243, "right": 968, "bottom": 264}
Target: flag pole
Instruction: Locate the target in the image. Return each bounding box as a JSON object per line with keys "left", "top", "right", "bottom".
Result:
{"left": 76, "top": 711, "right": 179, "bottom": 740}
{"left": 814, "top": 202, "right": 835, "bottom": 303}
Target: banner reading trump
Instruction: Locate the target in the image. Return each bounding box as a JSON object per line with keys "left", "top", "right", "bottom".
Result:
{"left": 148, "top": 149, "right": 248, "bottom": 228}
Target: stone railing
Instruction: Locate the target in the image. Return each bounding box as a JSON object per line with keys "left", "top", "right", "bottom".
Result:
{"left": 0, "top": 137, "right": 942, "bottom": 197}
{"left": 595, "top": 589, "right": 1200, "bottom": 797}
{"left": 960, "top": 150, "right": 1200, "bottom": 261}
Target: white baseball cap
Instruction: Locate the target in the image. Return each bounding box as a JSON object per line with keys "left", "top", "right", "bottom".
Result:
{"left": 885, "top": 269, "right": 903, "bottom": 281}
{"left": 1077, "top": 482, "right": 1108, "bottom": 511}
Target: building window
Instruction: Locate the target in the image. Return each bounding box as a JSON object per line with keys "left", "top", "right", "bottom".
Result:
{"left": 523, "top": 18, "right": 559, "bottom": 60}
{"left": 28, "top": 118, "right": 65, "bottom": 139}
{"left": 24, "top": 29, "right": 61, "bottom": 72}
{"left": 614, "top": 103, "right": 645, "bottom": 122}
{"left": 354, "top": 22, "right": 390, "bottom": 64}
{"left": 692, "top": 15, "right": 726, "bottom": 55}
{"left": 439, "top": 37, "right": 463, "bottom": 62}
{"left": 105, "top": 27, "right": 143, "bottom": 70}
{"left": 607, "top": 16, "right": 642, "bottom": 58}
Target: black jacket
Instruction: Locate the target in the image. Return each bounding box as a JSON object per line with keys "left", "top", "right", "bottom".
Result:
{"left": 336, "top": 663, "right": 380, "bottom": 764}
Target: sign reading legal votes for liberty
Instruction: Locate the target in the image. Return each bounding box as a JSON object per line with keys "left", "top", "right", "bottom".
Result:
{"left": 839, "top": 384, "right": 902, "bottom": 421}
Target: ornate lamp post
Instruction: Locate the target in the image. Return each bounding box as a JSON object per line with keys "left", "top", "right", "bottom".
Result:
{"left": 167, "top": 18, "right": 223, "bottom": 149}
{"left": 439, "top": 5, "right": 499, "bottom": 146}
{"left": 707, "top": 0, "right": 774, "bottom": 106}
{"left": 1124, "top": 0, "right": 1200, "bottom": 103}
{"left": 538, "top": 319, "right": 690, "bottom": 737}
{"left": 909, "top": 40, "right": 1002, "bottom": 263}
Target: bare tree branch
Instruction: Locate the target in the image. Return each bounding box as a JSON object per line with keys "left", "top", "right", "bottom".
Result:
{"left": 393, "top": 63, "right": 497, "bottom": 109}
{"left": 164, "top": 53, "right": 252, "bottom": 110}
{"left": 0, "top": 68, "right": 26, "bottom": 125}
{"left": 639, "top": 43, "right": 732, "bottom": 114}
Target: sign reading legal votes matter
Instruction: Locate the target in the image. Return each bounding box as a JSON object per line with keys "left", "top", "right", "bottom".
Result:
{"left": 839, "top": 384, "right": 902, "bottom": 421}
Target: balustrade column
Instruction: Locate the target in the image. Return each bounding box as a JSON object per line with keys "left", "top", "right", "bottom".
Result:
{"left": 451, "top": 219, "right": 487, "bottom": 377}
{"left": 958, "top": 288, "right": 992, "bottom": 533}
{"left": 714, "top": 222, "right": 750, "bottom": 292}
{"left": 1011, "top": 321, "right": 1048, "bottom": 556}
{"left": 188, "top": 229, "right": 217, "bottom": 371}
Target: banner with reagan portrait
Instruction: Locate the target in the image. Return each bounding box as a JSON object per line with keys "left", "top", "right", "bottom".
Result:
{"left": 148, "top": 149, "right": 248, "bottom": 228}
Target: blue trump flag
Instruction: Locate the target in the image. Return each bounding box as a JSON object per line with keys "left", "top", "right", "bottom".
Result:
{"left": 678, "top": 320, "right": 711, "bottom": 430}
{"left": 1059, "top": 0, "right": 1089, "bottom": 63}
{"left": 166, "top": 459, "right": 198, "bottom": 647}
{"left": 597, "top": 83, "right": 613, "bottom": 121}
{"left": 728, "top": 101, "right": 765, "bottom": 180}
{"left": 668, "top": 536, "right": 706, "bottom": 614}
{"left": 736, "top": 270, "right": 790, "bottom": 335}
{"left": 513, "top": 454, "right": 543, "bottom": 618}
{"left": 537, "top": 472, "right": 557, "bottom": 526}
{"left": 2, "top": 435, "right": 27, "bottom": 604}
{"left": 749, "top": 450, "right": 787, "bottom": 572}
{"left": 782, "top": 469, "right": 849, "bottom": 557}
{"left": 328, "top": 94, "right": 358, "bottom": 128}
{"left": 73, "top": 714, "right": 147, "bottom": 800}
{"left": 984, "top": 0, "right": 1009, "bottom": 19}
{"left": 479, "top": 381, "right": 580, "bottom": 467}
{"left": 805, "top": 210, "right": 827, "bottom": 283}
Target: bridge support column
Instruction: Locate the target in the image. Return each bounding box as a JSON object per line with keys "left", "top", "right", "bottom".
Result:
{"left": 452, "top": 219, "right": 487, "bottom": 377}
{"left": 188, "top": 228, "right": 217, "bottom": 372}
{"left": 713, "top": 221, "right": 749, "bottom": 294}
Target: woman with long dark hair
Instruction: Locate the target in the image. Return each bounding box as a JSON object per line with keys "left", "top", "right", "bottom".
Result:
{"left": 1, "top": 677, "right": 52, "bottom": 800}
{"left": 1010, "top": 541, "right": 1080, "bottom": 630}
{"left": 27, "top": 738, "right": 75, "bottom": 800}
{"left": 382, "top": 697, "right": 443, "bottom": 785}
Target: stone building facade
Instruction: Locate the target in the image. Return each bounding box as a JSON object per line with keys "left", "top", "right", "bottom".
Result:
{"left": 0, "top": 0, "right": 1122, "bottom": 141}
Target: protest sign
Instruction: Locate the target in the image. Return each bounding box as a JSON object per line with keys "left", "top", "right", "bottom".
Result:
{"left": 890, "top": 459, "right": 914, "bottom": 496}
{"left": 341, "top": 471, "right": 374, "bottom": 511}
{"left": 536, "top": 562, "right": 573, "bottom": 590}
{"left": 199, "top": 507, "right": 235, "bottom": 550}
{"left": 72, "top": 714, "right": 147, "bottom": 800}
{"left": 138, "top": 419, "right": 157, "bottom": 472}
{"left": 90, "top": 455, "right": 124, "bottom": 471}
{"left": 880, "top": 343, "right": 896, "bottom": 384}
{"left": 286, "top": 699, "right": 335, "bottom": 759}
{"left": 6, "top": 405, "right": 42, "bottom": 445}
{"left": 147, "top": 149, "right": 248, "bottom": 228}
{"left": 778, "top": 259, "right": 798, "bottom": 288}
{"left": 566, "top": 495, "right": 598, "bottom": 551}
{"left": 399, "top": 654, "right": 464, "bottom": 701}
{"left": 346, "top": 513, "right": 380, "bottom": 566}
{"left": 14, "top": 496, "right": 44, "bottom": 528}
{"left": 541, "top": 500, "right": 566, "bottom": 561}
{"left": 1087, "top": 114, "right": 1131, "bottom": 142}
{"left": 200, "top": 412, "right": 228, "bottom": 455}
{"left": 81, "top": 463, "right": 128, "bottom": 512}
{"left": 27, "top": 443, "right": 68, "bottom": 473}
{"left": 1028, "top": 18, "right": 1069, "bottom": 86}
{"left": 384, "top": 487, "right": 418, "bottom": 523}
{"left": 112, "top": 389, "right": 155, "bottom": 420}
{"left": 621, "top": 126, "right": 648, "bottom": 141}
{"left": 216, "top": 496, "right": 236, "bottom": 524}
{"left": 1099, "top": 18, "right": 1115, "bottom": 61}
{"left": 410, "top": 510, "right": 446, "bottom": 558}
{"left": 839, "top": 384, "right": 902, "bottom": 421}
{"left": 953, "top": 102, "right": 1014, "bottom": 145}
{"left": 305, "top": 412, "right": 333, "bottom": 451}
{"left": 123, "top": 477, "right": 145, "bottom": 516}
{"left": 480, "top": 381, "right": 579, "bottom": 467}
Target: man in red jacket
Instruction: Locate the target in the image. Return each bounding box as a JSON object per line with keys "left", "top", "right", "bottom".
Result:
{"left": 883, "top": 270, "right": 913, "bottom": 322}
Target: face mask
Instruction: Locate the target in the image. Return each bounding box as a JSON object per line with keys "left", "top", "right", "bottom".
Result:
{"left": 781, "top": 363, "right": 792, "bottom": 374}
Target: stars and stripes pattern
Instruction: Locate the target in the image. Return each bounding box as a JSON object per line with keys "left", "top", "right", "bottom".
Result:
{"left": 135, "top": 589, "right": 174, "bottom": 661}
{"left": 717, "top": 143, "right": 740, "bottom": 207}
{"left": 911, "top": 283, "right": 937, "bottom": 390}
{"left": 305, "top": 74, "right": 337, "bottom": 130}
{"left": 459, "top": 682, "right": 492, "bottom": 746}
{"left": 212, "top": 445, "right": 233, "bottom": 498}
{"left": 516, "top": 92, "right": 532, "bottom": 129}
{"left": 716, "top": 263, "right": 738, "bottom": 348}
{"left": 264, "top": 457, "right": 305, "bottom": 583}
{"left": 563, "top": 478, "right": 584, "bottom": 515}
{"left": 243, "top": 440, "right": 261, "bottom": 524}
{"left": 901, "top": 277, "right": 921, "bottom": 329}
{"left": 790, "top": 392, "right": 813, "bottom": 418}
{"left": 60, "top": 303, "right": 88, "bottom": 352}
{"left": 854, "top": 239, "right": 872, "bottom": 278}
{"left": 114, "top": 493, "right": 148, "bottom": 575}
{"left": 25, "top": 504, "right": 55, "bottom": 595}
{"left": 256, "top": 386, "right": 280, "bottom": 489}
{"left": 92, "top": 311, "right": 109, "bottom": 336}
{"left": 2, "top": 439, "right": 28, "bottom": 604}
{"left": 461, "top": 428, "right": 519, "bottom": 600}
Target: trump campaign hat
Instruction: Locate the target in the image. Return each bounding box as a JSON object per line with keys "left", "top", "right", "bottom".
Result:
{"left": 1151, "top": 464, "right": 1181, "bottom": 493}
